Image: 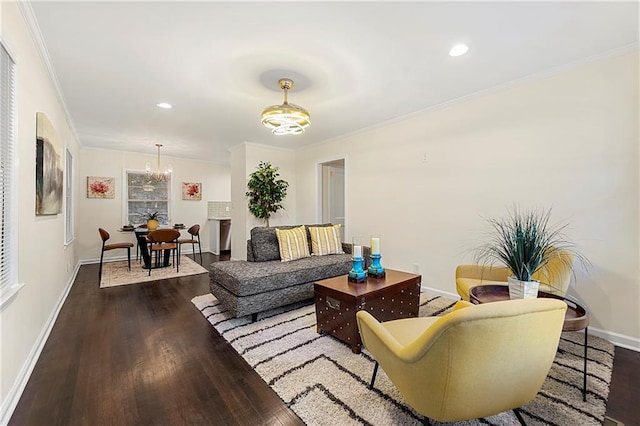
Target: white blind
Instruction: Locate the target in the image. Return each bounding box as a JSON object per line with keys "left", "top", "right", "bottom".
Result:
{"left": 0, "top": 41, "right": 17, "bottom": 291}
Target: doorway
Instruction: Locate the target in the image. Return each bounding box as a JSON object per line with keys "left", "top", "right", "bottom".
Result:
{"left": 320, "top": 159, "right": 345, "bottom": 240}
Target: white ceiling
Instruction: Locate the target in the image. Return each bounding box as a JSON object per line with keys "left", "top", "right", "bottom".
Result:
{"left": 29, "top": 1, "right": 638, "bottom": 163}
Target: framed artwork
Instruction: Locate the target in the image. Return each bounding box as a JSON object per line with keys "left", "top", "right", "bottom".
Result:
{"left": 87, "top": 176, "right": 115, "bottom": 199}
{"left": 182, "top": 182, "right": 202, "bottom": 200}
{"left": 35, "top": 112, "right": 63, "bottom": 215}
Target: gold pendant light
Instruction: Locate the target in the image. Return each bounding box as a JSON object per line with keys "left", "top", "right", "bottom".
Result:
{"left": 261, "top": 78, "right": 310, "bottom": 135}
{"left": 144, "top": 143, "right": 172, "bottom": 190}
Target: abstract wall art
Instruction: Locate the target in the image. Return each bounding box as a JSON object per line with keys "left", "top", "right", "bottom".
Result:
{"left": 182, "top": 182, "right": 202, "bottom": 200}
{"left": 87, "top": 176, "right": 115, "bottom": 199}
{"left": 35, "top": 112, "right": 63, "bottom": 215}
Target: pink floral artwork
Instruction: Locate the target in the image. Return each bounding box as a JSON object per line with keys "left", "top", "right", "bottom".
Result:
{"left": 87, "top": 176, "right": 115, "bottom": 199}
{"left": 182, "top": 182, "right": 202, "bottom": 200}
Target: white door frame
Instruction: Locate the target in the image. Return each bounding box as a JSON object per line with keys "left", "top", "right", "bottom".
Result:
{"left": 316, "top": 156, "right": 347, "bottom": 238}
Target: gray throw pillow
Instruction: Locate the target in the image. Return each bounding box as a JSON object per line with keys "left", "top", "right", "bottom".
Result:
{"left": 250, "top": 227, "right": 281, "bottom": 261}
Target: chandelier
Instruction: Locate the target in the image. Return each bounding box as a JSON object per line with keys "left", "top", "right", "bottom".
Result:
{"left": 144, "top": 144, "right": 171, "bottom": 191}
{"left": 261, "top": 78, "right": 310, "bottom": 135}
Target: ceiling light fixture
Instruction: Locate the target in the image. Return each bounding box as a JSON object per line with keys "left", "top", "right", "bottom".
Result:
{"left": 449, "top": 44, "right": 469, "bottom": 57}
{"left": 261, "top": 78, "right": 310, "bottom": 135}
{"left": 144, "top": 144, "right": 172, "bottom": 191}
{"left": 156, "top": 102, "right": 172, "bottom": 109}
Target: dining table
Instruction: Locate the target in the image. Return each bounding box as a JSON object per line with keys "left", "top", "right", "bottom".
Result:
{"left": 124, "top": 226, "right": 184, "bottom": 270}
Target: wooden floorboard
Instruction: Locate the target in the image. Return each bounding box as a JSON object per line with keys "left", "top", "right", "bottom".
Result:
{"left": 8, "top": 252, "right": 639, "bottom": 425}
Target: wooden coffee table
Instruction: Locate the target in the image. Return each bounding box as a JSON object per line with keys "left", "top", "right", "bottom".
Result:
{"left": 470, "top": 284, "right": 590, "bottom": 401}
{"left": 314, "top": 269, "right": 421, "bottom": 353}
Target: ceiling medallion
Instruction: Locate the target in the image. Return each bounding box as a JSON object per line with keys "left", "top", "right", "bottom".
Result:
{"left": 261, "top": 78, "right": 310, "bottom": 135}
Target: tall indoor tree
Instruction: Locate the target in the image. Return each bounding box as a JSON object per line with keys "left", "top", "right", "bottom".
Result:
{"left": 246, "top": 161, "right": 289, "bottom": 227}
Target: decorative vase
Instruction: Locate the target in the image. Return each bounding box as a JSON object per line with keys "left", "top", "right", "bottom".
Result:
{"left": 147, "top": 219, "right": 159, "bottom": 231}
{"left": 508, "top": 276, "right": 539, "bottom": 299}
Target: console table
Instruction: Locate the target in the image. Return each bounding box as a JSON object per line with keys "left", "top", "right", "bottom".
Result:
{"left": 469, "top": 285, "right": 590, "bottom": 401}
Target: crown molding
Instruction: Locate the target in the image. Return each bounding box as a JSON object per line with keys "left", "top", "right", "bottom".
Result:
{"left": 17, "top": 1, "right": 82, "bottom": 147}
{"left": 299, "top": 43, "right": 639, "bottom": 153}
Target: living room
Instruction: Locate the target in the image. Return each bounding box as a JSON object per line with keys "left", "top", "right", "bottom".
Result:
{"left": 1, "top": 1, "right": 638, "bottom": 425}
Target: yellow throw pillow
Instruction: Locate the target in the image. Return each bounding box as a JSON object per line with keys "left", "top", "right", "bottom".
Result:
{"left": 276, "top": 226, "right": 311, "bottom": 262}
{"left": 308, "top": 224, "right": 344, "bottom": 256}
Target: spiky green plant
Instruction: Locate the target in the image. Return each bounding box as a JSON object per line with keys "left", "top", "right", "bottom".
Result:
{"left": 246, "top": 161, "right": 289, "bottom": 227}
{"left": 475, "top": 207, "right": 587, "bottom": 282}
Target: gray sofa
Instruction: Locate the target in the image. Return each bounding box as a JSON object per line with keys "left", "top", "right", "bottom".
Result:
{"left": 209, "top": 225, "right": 369, "bottom": 319}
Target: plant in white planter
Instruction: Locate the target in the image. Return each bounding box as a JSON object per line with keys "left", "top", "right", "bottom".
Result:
{"left": 474, "top": 207, "right": 588, "bottom": 299}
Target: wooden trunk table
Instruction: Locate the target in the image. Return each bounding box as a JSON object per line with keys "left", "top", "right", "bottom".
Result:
{"left": 314, "top": 269, "right": 421, "bottom": 353}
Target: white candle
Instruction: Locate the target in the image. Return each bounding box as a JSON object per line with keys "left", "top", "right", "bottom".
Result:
{"left": 353, "top": 245, "right": 362, "bottom": 258}
{"left": 371, "top": 237, "right": 380, "bottom": 255}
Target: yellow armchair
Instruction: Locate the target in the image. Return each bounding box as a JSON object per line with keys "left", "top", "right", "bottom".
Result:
{"left": 456, "top": 250, "right": 574, "bottom": 301}
{"left": 356, "top": 298, "right": 567, "bottom": 423}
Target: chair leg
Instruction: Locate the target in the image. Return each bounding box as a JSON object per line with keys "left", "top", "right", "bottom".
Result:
{"left": 198, "top": 240, "right": 203, "bottom": 264}
{"left": 148, "top": 250, "right": 152, "bottom": 276}
{"left": 369, "top": 361, "right": 379, "bottom": 389}
{"left": 127, "top": 247, "right": 131, "bottom": 271}
{"left": 98, "top": 250, "right": 105, "bottom": 282}
{"left": 513, "top": 408, "right": 527, "bottom": 425}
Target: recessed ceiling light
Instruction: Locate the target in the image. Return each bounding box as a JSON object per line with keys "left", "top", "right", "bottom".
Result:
{"left": 156, "top": 102, "right": 172, "bottom": 109}
{"left": 449, "top": 44, "right": 469, "bottom": 57}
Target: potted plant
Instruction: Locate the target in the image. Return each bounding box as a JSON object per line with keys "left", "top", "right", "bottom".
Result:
{"left": 246, "top": 161, "right": 289, "bottom": 227}
{"left": 142, "top": 211, "right": 160, "bottom": 231}
{"left": 474, "top": 206, "right": 588, "bottom": 299}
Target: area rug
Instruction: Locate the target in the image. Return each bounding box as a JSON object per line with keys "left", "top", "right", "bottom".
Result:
{"left": 192, "top": 292, "right": 615, "bottom": 425}
{"left": 100, "top": 256, "right": 208, "bottom": 288}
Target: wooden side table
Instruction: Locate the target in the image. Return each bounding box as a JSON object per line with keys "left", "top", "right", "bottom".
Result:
{"left": 470, "top": 285, "right": 590, "bottom": 401}
{"left": 314, "top": 269, "right": 421, "bottom": 353}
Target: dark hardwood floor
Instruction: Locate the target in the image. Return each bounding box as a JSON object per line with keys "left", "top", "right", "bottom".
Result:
{"left": 9, "top": 253, "right": 640, "bottom": 425}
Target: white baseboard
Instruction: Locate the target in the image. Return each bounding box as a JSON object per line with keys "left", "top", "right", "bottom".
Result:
{"left": 420, "top": 285, "right": 639, "bottom": 353}
{"left": 0, "top": 262, "right": 80, "bottom": 425}
{"left": 589, "top": 327, "right": 640, "bottom": 352}
{"left": 81, "top": 247, "right": 210, "bottom": 265}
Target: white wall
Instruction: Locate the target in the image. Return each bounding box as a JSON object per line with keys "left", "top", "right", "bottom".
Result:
{"left": 296, "top": 51, "right": 639, "bottom": 344}
{"left": 230, "top": 142, "right": 296, "bottom": 260}
{"left": 78, "top": 148, "right": 230, "bottom": 261}
{"left": 1, "top": 1, "right": 81, "bottom": 420}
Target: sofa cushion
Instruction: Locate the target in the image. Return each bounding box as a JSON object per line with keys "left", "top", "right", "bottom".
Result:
{"left": 250, "top": 226, "right": 291, "bottom": 262}
{"left": 309, "top": 224, "right": 344, "bottom": 256}
{"left": 276, "top": 226, "right": 311, "bottom": 262}
{"left": 249, "top": 224, "right": 333, "bottom": 262}
{"left": 210, "top": 253, "right": 352, "bottom": 296}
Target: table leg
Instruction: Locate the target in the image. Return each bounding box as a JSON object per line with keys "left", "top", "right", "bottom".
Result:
{"left": 583, "top": 326, "right": 588, "bottom": 401}
{"left": 136, "top": 233, "right": 151, "bottom": 269}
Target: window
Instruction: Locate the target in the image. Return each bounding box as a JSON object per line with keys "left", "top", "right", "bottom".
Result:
{"left": 124, "top": 171, "right": 170, "bottom": 226}
{"left": 0, "top": 39, "right": 20, "bottom": 308}
{"left": 65, "top": 149, "right": 74, "bottom": 244}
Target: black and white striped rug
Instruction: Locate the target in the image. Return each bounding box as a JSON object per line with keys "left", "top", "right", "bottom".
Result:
{"left": 191, "top": 293, "right": 614, "bottom": 425}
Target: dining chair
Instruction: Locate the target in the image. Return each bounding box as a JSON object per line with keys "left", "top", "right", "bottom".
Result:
{"left": 147, "top": 229, "right": 180, "bottom": 276}
{"left": 98, "top": 228, "right": 134, "bottom": 282}
{"left": 178, "top": 224, "right": 203, "bottom": 264}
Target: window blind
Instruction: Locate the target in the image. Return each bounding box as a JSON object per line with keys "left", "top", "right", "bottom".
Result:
{"left": 0, "top": 41, "right": 17, "bottom": 292}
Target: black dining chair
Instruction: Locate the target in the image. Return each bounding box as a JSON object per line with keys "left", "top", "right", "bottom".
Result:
{"left": 147, "top": 229, "right": 180, "bottom": 276}
{"left": 98, "top": 228, "right": 134, "bottom": 282}
{"left": 178, "top": 224, "right": 203, "bottom": 264}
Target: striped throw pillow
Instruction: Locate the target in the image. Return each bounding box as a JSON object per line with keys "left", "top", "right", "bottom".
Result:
{"left": 308, "top": 224, "right": 344, "bottom": 256}
{"left": 276, "top": 226, "right": 311, "bottom": 262}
